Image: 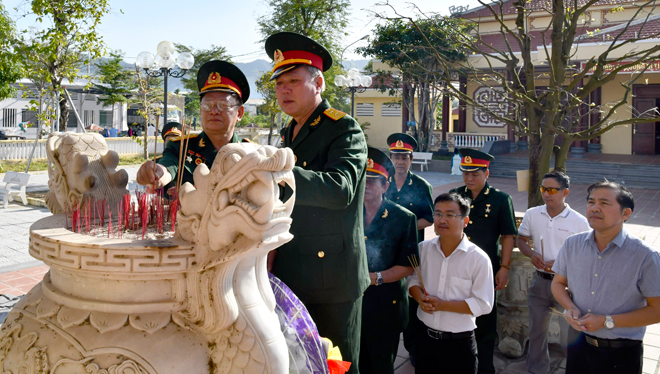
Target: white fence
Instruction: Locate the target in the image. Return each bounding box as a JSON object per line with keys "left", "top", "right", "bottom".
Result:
{"left": 0, "top": 138, "right": 164, "bottom": 161}
{"left": 447, "top": 132, "right": 507, "bottom": 150}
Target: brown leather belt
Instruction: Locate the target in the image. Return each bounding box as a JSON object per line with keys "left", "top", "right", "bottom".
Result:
{"left": 536, "top": 270, "right": 554, "bottom": 280}
{"left": 584, "top": 334, "right": 641, "bottom": 349}
{"left": 427, "top": 328, "right": 473, "bottom": 340}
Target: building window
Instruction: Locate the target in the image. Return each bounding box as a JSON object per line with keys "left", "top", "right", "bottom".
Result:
{"left": 2, "top": 108, "right": 17, "bottom": 127}
{"left": 85, "top": 94, "right": 96, "bottom": 101}
{"left": 21, "top": 109, "right": 38, "bottom": 124}
{"left": 99, "top": 110, "right": 113, "bottom": 127}
{"left": 69, "top": 92, "right": 79, "bottom": 101}
{"left": 381, "top": 103, "right": 401, "bottom": 117}
{"left": 84, "top": 110, "right": 94, "bottom": 126}
{"left": 356, "top": 103, "right": 374, "bottom": 116}
{"left": 67, "top": 112, "right": 78, "bottom": 128}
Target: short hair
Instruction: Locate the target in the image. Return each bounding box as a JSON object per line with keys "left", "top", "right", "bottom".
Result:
{"left": 306, "top": 65, "right": 326, "bottom": 93}
{"left": 587, "top": 180, "right": 634, "bottom": 213}
{"left": 543, "top": 171, "right": 570, "bottom": 189}
{"left": 434, "top": 192, "right": 471, "bottom": 217}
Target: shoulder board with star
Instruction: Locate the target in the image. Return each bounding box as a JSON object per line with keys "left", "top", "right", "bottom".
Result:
{"left": 323, "top": 108, "right": 347, "bottom": 121}
{"left": 169, "top": 133, "right": 200, "bottom": 142}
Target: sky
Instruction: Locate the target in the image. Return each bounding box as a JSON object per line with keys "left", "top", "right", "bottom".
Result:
{"left": 5, "top": 0, "right": 484, "bottom": 65}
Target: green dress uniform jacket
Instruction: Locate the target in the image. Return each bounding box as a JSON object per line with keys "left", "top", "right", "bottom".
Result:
{"left": 273, "top": 99, "right": 370, "bottom": 305}
{"left": 360, "top": 198, "right": 418, "bottom": 374}
{"left": 450, "top": 182, "right": 518, "bottom": 270}
{"left": 384, "top": 171, "right": 434, "bottom": 241}
{"left": 157, "top": 131, "right": 248, "bottom": 189}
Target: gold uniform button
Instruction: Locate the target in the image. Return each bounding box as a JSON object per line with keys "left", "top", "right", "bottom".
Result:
{"left": 397, "top": 197, "right": 400, "bottom": 200}
{"left": 410, "top": 203, "right": 413, "bottom": 206}
{"left": 471, "top": 205, "right": 474, "bottom": 208}
{"left": 485, "top": 214, "right": 488, "bottom": 217}
{"left": 303, "top": 161, "right": 307, "bottom": 167}
{"left": 393, "top": 300, "right": 397, "bottom": 304}
{"left": 318, "top": 251, "right": 325, "bottom": 258}
{"left": 364, "top": 236, "right": 368, "bottom": 240}
{"left": 468, "top": 236, "right": 471, "bottom": 240}
{"left": 469, "top": 220, "right": 473, "bottom": 224}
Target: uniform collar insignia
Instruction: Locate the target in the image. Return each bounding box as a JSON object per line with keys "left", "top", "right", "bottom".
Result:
{"left": 310, "top": 115, "right": 321, "bottom": 127}
{"left": 382, "top": 209, "right": 388, "bottom": 218}
{"left": 408, "top": 178, "right": 413, "bottom": 186}
{"left": 199, "top": 138, "right": 205, "bottom": 147}
{"left": 484, "top": 187, "right": 490, "bottom": 195}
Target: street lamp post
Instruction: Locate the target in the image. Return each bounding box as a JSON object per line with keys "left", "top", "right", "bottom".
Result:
{"left": 135, "top": 41, "right": 194, "bottom": 138}
{"left": 334, "top": 68, "right": 372, "bottom": 117}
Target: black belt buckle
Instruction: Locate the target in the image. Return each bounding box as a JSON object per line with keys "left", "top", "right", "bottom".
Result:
{"left": 585, "top": 335, "right": 599, "bottom": 347}
{"left": 427, "top": 328, "right": 443, "bottom": 340}
{"left": 536, "top": 270, "right": 554, "bottom": 280}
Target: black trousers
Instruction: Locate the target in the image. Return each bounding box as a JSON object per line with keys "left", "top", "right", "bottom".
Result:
{"left": 416, "top": 322, "right": 478, "bottom": 374}
{"left": 475, "top": 302, "right": 497, "bottom": 374}
{"left": 403, "top": 297, "right": 419, "bottom": 360}
{"left": 566, "top": 329, "right": 643, "bottom": 374}
{"left": 307, "top": 297, "right": 363, "bottom": 374}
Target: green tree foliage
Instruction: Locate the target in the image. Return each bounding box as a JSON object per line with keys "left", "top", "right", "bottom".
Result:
{"left": 257, "top": 0, "right": 350, "bottom": 111}
{"left": 93, "top": 50, "right": 135, "bottom": 112}
{"left": 14, "top": 0, "right": 112, "bottom": 131}
{"left": 174, "top": 44, "right": 231, "bottom": 124}
{"left": 0, "top": 3, "right": 22, "bottom": 101}
{"left": 357, "top": 16, "right": 470, "bottom": 151}
{"left": 255, "top": 71, "right": 282, "bottom": 145}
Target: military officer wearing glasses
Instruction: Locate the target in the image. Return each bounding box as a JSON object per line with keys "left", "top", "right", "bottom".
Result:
{"left": 449, "top": 149, "right": 517, "bottom": 374}
{"left": 384, "top": 133, "right": 433, "bottom": 365}
{"left": 136, "top": 60, "right": 251, "bottom": 189}
{"left": 361, "top": 147, "right": 418, "bottom": 374}
{"left": 264, "top": 32, "right": 369, "bottom": 373}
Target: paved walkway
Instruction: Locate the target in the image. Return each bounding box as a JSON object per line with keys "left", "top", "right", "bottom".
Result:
{"left": 1, "top": 167, "right": 660, "bottom": 373}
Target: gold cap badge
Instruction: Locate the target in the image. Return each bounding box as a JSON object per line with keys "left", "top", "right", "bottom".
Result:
{"left": 207, "top": 72, "right": 222, "bottom": 85}
{"left": 396, "top": 140, "right": 404, "bottom": 148}
{"left": 367, "top": 158, "right": 374, "bottom": 169}
{"left": 464, "top": 156, "right": 472, "bottom": 164}
{"left": 274, "top": 49, "right": 285, "bottom": 65}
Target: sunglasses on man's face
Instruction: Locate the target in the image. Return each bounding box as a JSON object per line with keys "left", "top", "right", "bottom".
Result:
{"left": 540, "top": 186, "right": 565, "bottom": 195}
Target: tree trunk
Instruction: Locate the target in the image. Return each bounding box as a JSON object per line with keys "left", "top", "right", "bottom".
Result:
{"left": 527, "top": 133, "right": 556, "bottom": 207}
{"left": 59, "top": 93, "right": 69, "bottom": 132}
{"left": 554, "top": 136, "right": 574, "bottom": 172}
{"left": 268, "top": 113, "right": 275, "bottom": 145}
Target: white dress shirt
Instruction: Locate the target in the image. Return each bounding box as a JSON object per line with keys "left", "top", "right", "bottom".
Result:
{"left": 518, "top": 204, "right": 590, "bottom": 267}
{"left": 407, "top": 234, "right": 494, "bottom": 332}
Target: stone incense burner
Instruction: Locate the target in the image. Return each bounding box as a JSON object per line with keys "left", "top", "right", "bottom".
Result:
{"left": 0, "top": 133, "right": 297, "bottom": 374}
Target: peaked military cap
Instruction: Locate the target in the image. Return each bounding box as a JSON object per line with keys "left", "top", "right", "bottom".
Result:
{"left": 387, "top": 133, "right": 417, "bottom": 153}
{"left": 367, "top": 147, "right": 394, "bottom": 180}
{"left": 161, "top": 122, "right": 182, "bottom": 141}
{"left": 459, "top": 148, "right": 495, "bottom": 172}
{"left": 265, "top": 32, "right": 333, "bottom": 80}
{"left": 196, "top": 60, "right": 250, "bottom": 103}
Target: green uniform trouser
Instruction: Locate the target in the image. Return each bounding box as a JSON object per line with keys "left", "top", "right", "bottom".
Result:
{"left": 307, "top": 296, "right": 363, "bottom": 374}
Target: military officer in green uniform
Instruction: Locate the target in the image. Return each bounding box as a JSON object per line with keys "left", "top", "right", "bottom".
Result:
{"left": 161, "top": 121, "right": 183, "bottom": 145}
{"left": 361, "top": 147, "right": 418, "bottom": 374}
{"left": 136, "top": 60, "right": 251, "bottom": 190}
{"left": 264, "top": 32, "right": 369, "bottom": 374}
{"left": 384, "top": 133, "right": 433, "bottom": 366}
{"left": 449, "top": 149, "right": 517, "bottom": 374}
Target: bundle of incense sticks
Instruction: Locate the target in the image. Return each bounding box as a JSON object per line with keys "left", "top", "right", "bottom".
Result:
{"left": 176, "top": 118, "right": 192, "bottom": 195}
{"left": 408, "top": 255, "right": 428, "bottom": 295}
{"left": 549, "top": 307, "right": 566, "bottom": 318}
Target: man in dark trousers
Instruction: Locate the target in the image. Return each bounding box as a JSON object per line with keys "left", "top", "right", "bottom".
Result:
{"left": 384, "top": 132, "right": 433, "bottom": 365}
{"left": 450, "top": 149, "right": 517, "bottom": 374}
{"left": 361, "top": 147, "right": 417, "bottom": 374}
{"left": 264, "top": 32, "right": 369, "bottom": 374}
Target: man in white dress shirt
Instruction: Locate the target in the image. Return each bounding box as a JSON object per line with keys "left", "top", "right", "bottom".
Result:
{"left": 517, "top": 171, "right": 590, "bottom": 374}
{"left": 408, "top": 192, "right": 494, "bottom": 374}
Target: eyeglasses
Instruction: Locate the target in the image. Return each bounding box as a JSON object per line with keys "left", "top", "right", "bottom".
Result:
{"left": 540, "top": 186, "right": 565, "bottom": 195}
{"left": 200, "top": 101, "right": 237, "bottom": 112}
{"left": 432, "top": 212, "right": 464, "bottom": 219}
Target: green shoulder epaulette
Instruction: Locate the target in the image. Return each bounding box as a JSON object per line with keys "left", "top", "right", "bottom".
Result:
{"left": 323, "top": 108, "right": 347, "bottom": 121}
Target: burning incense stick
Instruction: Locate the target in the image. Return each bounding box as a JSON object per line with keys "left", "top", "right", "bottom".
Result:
{"left": 176, "top": 119, "right": 192, "bottom": 194}
{"left": 549, "top": 307, "right": 565, "bottom": 318}
{"left": 408, "top": 255, "right": 428, "bottom": 295}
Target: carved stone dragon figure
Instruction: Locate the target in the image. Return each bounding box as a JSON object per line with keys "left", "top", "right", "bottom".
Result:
{"left": 0, "top": 140, "right": 297, "bottom": 374}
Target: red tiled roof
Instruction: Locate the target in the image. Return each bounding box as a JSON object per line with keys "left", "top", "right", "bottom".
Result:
{"left": 457, "top": 0, "right": 633, "bottom": 18}
{"left": 575, "top": 13, "right": 660, "bottom": 43}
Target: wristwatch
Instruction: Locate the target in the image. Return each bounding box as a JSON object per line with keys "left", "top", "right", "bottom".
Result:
{"left": 376, "top": 272, "right": 383, "bottom": 286}
{"left": 605, "top": 315, "right": 615, "bottom": 330}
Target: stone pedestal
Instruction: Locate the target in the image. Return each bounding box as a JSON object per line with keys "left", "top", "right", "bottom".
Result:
{"left": 571, "top": 146, "right": 586, "bottom": 159}
{"left": 588, "top": 143, "right": 602, "bottom": 154}
{"left": 437, "top": 140, "right": 449, "bottom": 156}
{"left": 497, "top": 249, "right": 567, "bottom": 358}
{"left": 516, "top": 141, "right": 529, "bottom": 151}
